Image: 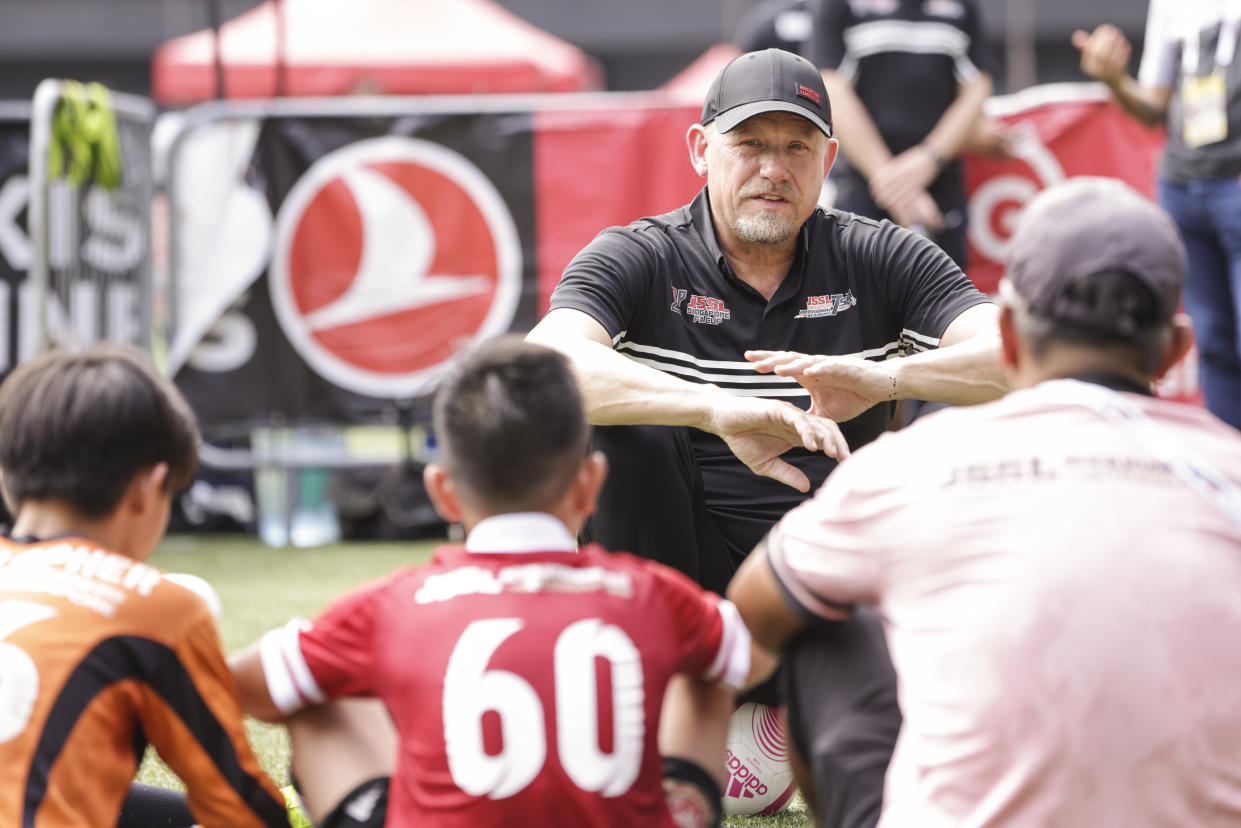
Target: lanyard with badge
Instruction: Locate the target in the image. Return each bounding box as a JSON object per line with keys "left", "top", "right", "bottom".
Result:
{"left": 1182, "top": 16, "right": 1240, "bottom": 147}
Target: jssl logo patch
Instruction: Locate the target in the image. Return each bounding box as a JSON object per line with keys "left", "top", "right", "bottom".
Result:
{"left": 796, "top": 290, "right": 857, "bottom": 319}
{"left": 685, "top": 294, "right": 731, "bottom": 325}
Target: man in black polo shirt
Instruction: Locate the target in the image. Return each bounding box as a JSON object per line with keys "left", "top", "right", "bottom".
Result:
{"left": 529, "top": 48, "right": 1002, "bottom": 593}
{"left": 526, "top": 49, "right": 1005, "bottom": 823}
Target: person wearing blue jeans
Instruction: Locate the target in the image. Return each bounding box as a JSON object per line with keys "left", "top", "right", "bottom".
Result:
{"left": 1075, "top": 6, "right": 1241, "bottom": 429}
{"left": 1158, "top": 177, "right": 1241, "bottom": 426}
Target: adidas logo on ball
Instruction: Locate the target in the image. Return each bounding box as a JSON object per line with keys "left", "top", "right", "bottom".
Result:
{"left": 722, "top": 702, "right": 798, "bottom": 816}
{"left": 725, "top": 749, "right": 769, "bottom": 799}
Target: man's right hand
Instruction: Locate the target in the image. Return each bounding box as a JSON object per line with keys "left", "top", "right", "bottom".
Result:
{"left": 708, "top": 397, "right": 849, "bottom": 492}
{"left": 1072, "top": 25, "right": 1132, "bottom": 87}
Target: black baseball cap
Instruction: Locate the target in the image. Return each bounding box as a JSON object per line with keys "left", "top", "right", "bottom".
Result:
{"left": 701, "top": 48, "right": 833, "bottom": 137}
{"left": 1004, "top": 176, "right": 1185, "bottom": 338}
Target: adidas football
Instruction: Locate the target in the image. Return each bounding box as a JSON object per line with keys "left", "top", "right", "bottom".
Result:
{"left": 722, "top": 702, "right": 798, "bottom": 815}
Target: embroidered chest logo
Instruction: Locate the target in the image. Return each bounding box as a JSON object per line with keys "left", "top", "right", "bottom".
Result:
{"left": 796, "top": 290, "right": 857, "bottom": 319}
{"left": 683, "top": 293, "right": 731, "bottom": 325}
{"left": 670, "top": 287, "right": 688, "bottom": 313}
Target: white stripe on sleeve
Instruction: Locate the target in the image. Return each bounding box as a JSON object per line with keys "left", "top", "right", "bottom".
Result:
{"left": 704, "top": 598, "right": 752, "bottom": 691}
{"left": 259, "top": 619, "right": 326, "bottom": 715}
{"left": 901, "top": 327, "right": 941, "bottom": 349}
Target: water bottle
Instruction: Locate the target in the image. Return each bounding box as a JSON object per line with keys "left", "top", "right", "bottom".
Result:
{"left": 288, "top": 427, "right": 342, "bottom": 548}
{"left": 252, "top": 427, "right": 290, "bottom": 547}
{"left": 252, "top": 426, "right": 343, "bottom": 548}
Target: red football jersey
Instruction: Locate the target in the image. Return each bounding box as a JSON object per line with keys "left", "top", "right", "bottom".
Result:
{"left": 260, "top": 520, "right": 750, "bottom": 828}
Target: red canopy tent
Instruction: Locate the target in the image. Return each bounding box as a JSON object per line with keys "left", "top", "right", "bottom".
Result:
{"left": 152, "top": 0, "right": 604, "bottom": 105}
{"left": 658, "top": 43, "right": 741, "bottom": 101}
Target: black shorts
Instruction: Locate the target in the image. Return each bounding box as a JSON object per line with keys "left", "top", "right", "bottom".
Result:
{"left": 782, "top": 608, "right": 902, "bottom": 828}
{"left": 583, "top": 424, "right": 741, "bottom": 595}
{"left": 584, "top": 424, "right": 795, "bottom": 596}
{"left": 317, "top": 777, "right": 389, "bottom": 828}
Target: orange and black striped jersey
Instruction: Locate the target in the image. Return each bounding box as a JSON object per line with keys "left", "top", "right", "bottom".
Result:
{"left": 0, "top": 536, "right": 287, "bottom": 828}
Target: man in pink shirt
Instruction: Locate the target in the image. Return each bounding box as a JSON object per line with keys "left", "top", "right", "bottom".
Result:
{"left": 729, "top": 177, "right": 1241, "bottom": 826}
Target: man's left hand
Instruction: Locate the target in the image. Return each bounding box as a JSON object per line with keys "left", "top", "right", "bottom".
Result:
{"left": 746, "top": 350, "right": 896, "bottom": 423}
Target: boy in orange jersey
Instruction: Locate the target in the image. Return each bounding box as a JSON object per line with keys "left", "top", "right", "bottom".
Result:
{"left": 0, "top": 344, "right": 287, "bottom": 828}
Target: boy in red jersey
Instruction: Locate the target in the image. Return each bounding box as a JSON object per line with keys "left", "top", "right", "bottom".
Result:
{"left": 232, "top": 336, "right": 765, "bottom": 828}
{"left": 0, "top": 345, "right": 287, "bottom": 828}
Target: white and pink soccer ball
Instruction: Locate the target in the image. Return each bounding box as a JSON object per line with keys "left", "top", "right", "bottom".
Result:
{"left": 722, "top": 702, "right": 798, "bottom": 815}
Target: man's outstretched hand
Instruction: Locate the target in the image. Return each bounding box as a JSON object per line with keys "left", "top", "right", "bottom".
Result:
{"left": 1072, "top": 25, "right": 1132, "bottom": 87}
{"left": 746, "top": 350, "right": 896, "bottom": 424}
{"left": 707, "top": 395, "right": 850, "bottom": 492}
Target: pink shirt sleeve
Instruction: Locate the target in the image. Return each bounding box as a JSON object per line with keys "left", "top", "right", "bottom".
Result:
{"left": 766, "top": 445, "right": 893, "bottom": 622}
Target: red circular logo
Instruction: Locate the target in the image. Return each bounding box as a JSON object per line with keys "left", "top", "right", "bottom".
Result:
{"left": 270, "top": 136, "right": 521, "bottom": 398}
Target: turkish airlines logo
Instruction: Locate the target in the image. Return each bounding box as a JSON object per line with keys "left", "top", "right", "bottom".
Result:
{"left": 270, "top": 136, "right": 521, "bottom": 398}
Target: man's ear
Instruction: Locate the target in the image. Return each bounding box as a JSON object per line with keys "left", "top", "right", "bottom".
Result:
{"left": 130, "top": 463, "right": 170, "bottom": 513}
{"left": 1154, "top": 313, "right": 1195, "bottom": 382}
{"left": 823, "top": 137, "right": 839, "bottom": 180}
{"left": 423, "top": 462, "right": 463, "bottom": 524}
{"left": 686, "top": 124, "right": 709, "bottom": 178}
{"left": 573, "top": 451, "right": 609, "bottom": 519}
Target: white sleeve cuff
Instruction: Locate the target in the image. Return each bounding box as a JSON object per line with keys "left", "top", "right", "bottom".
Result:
{"left": 704, "top": 598, "right": 752, "bottom": 691}
{"left": 258, "top": 618, "right": 326, "bottom": 715}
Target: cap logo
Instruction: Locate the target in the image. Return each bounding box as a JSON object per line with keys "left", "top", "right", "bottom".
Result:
{"left": 797, "top": 84, "right": 821, "bottom": 105}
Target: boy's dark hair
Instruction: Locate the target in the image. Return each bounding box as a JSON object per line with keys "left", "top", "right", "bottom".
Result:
{"left": 433, "top": 336, "right": 589, "bottom": 512}
{"left": 0, "top": 344, "right": 199, "bottom": 518}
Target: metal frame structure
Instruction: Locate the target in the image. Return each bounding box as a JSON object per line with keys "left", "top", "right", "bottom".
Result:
{"left": 0, "top": 101, "right": 31, "bottom": 121}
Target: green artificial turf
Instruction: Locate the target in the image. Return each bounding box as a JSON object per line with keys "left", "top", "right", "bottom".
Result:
{"left": 138, "top": 533, "right": 810, "bottom": 827}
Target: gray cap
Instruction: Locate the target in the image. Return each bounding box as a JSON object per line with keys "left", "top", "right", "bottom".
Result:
{"left": 701, "top": 48, "right": 833, "bottom": 137}
{"left": 1004, "top": 177, "right": 1186, "bottom": 337}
